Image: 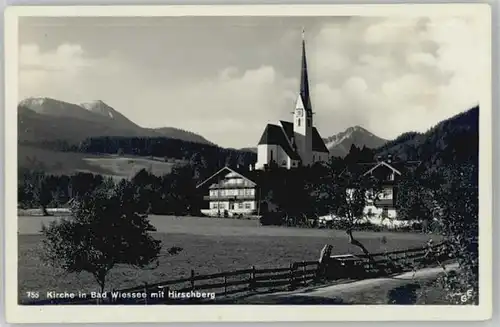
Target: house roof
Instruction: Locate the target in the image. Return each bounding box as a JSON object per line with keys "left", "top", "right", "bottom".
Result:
{"left": 363, "top": 161, "right": 402, "bottom": 176}
{"left": 340, "top": 160, "right": 411, "bottom": 178}
{"left": 195, "top": 166, "right": 257, "bottom": 189}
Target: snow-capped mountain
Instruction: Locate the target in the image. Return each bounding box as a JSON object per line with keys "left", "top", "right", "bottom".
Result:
{"left": 18, "top": 97, "right": 213, "bottom": 145}
{"left": 19, "top": 97, "right": 106, "bottom": 124}
{"left": 323, "top": 125, "right": 388, "bottom": 157}
{"left": 80, "top": 100, "right": 141, "bottom": 131}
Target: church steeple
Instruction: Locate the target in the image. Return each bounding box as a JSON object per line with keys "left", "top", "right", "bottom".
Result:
{"left": 299, "top": 28, "right": 312, "bottom": 115}
{"left": 293, "top": 28, "right": 314, "bottom": 167}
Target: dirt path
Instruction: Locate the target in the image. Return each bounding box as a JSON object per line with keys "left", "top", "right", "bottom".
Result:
{"left": 239, "top": 263, "right": 458, "bottom": 304}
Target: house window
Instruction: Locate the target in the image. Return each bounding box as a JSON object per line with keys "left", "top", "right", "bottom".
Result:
{"left": 382, "top": 188, "right": 393, "bottom": 199}
{"left": 382, "top": 208, "right": 389, "bottom": 217}
{"left": 281, "top": 160, "right": 286, "bottom": 166}
{"left": 313, "top": 155, "right": 316, "bottom": 162}
{"left": 211, "top": 203, "right": 218, "bottom": 209}
{"left": 239, "top": 189, "right": 245, "bottom": 196}
{"left": 219, "top": 203, "right": 225, "bottom": 209}
{"left": 245, "top": 203, "right": 251, "bottom": 209}
{"left": 238, "top": 202, "right": 243, "bottom": 209}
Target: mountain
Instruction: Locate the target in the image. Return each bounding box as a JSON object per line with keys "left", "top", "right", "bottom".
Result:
{"left": 18, "top": 105, "right": 145, "bottom": 144}
{"left": 18, "top": 97, "right": 213, "bottom": 145}
{"left": 20, "top": 97, "right": 106, "bottom": 123}
{"left": 80, "top": 100, "right": 142, "bottom": 131}
{"left": 323, "top": 126, "right": 388, "bottom": 157}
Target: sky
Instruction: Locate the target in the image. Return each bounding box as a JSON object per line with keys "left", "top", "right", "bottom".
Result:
{"left": 18, "top": 16, "right": 486, "bottom": 148}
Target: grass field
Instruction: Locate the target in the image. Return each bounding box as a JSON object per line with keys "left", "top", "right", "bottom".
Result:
{"left": 18, "top": 145, "right": 180, "bottom": 178}
{"left": 18, "top": 215, "right": 439, "bottom": 303}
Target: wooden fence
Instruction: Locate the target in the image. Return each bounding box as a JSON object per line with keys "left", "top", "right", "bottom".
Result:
{"left": 26, "top": 241, "right": 450, "bottom": 305}
{"left": 322, "top": 241, "right": 450, "bottom": 280}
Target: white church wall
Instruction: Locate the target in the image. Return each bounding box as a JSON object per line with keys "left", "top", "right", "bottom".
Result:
{"left": 255, "top": 144, "right": 290, "bottom": 170}
{"left": 255, "top": 144, "right": 271, "bottom": 170}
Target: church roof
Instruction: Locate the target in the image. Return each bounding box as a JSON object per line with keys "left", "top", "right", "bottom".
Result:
{"left": 257, "top": 121, "right": 329, "bottom": 159}
{"left": 257, "top": 123, "right": 301, "bottom": 160}
{"left": 279, "top": 120, "right": 329, "bottom": 153}
{"left": 299, "top": 30, "right": 312, "bottom": 114}
{"left": 312, "top": 128, "right": 330, "bottom": 153}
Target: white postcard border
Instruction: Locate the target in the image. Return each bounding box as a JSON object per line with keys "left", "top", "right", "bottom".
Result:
{"left": 4, "top": 4, "right": 493, "bottom": 323}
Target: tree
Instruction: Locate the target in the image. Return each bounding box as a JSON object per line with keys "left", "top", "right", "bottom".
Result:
{"left": 396, "top": 170, "right": 434, "bottom": 229}
{"left": 422, "top": 163, "right": 479, "bottom": 303}
{"left": 28, "top": 170, "right": 53, "bottom": 216}
{"left": 40, "top": 179, "right": 179, "bottom": 293}
{"left": 331, "top": 169, "right": 383, "bottom": 260}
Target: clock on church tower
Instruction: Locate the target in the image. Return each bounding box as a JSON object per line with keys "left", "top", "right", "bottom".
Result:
{"left": 296, "top": 108, "right": 303, "bottom": 117}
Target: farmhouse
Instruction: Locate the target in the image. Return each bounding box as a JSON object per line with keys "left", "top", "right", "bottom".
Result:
{"left": 255, "top": 30, "right": 329, "bottom": 170}
{"left": 360, "top": 157, "right": 403, "bottom": 220}
{"left": 196, "top": 166, "right": 260, "bottom": 218}
{"left": 340, "top": 155, "right": 420, "bottom": 224}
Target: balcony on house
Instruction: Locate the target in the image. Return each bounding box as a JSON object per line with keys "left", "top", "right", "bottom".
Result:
{"left": 203, "top": 187, "right": 257, "bottom": 201}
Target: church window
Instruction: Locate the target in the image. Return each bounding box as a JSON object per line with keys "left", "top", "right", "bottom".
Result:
{"left": 307, "top": 118, "right": 311, "bottom": 127}
{"left": 270, "top": 149, "right": 274, "bottom": 161}
{"left": 313, "top": 155, "right": 315, "bottom": 162}
{"left": 297, "top": 119, "right": 301, "bottom": 127}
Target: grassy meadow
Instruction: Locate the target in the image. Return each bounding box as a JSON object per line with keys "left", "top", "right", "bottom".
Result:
{"left": 18, "top": 215, "right": 439, "bottom": 303}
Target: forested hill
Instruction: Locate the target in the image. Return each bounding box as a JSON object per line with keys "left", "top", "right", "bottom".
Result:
{"left": 79, "top": 136, "right": 257, "bottom": 173}
{"left": 375, "top": 106, "right": 479, "bottom": 167}
{"left": 338, "top": 106, "right": 478, "bottom": 172}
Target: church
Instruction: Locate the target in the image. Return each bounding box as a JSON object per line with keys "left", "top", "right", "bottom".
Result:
{"left": 255, "top": 31, "right": 329, "bottom": 170}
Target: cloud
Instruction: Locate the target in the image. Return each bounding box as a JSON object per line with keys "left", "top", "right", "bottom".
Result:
{"left": 18, "top": 16, "right": 486, "bottom": 148}
{"left": 19, "top": 43, "right": 127, "bottom": 101}
{"left": 306, "top": 16, "right": 484, "bottom": 140}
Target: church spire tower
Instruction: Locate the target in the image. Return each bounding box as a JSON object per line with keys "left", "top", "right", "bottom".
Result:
{"left": 293, "top": 27, "right": 314, "bottom": 166}
{"left": 299, "top": 28, "right": 312, "bottom": 115}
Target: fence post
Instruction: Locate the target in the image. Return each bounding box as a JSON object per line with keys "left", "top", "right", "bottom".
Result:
{"left": 224, "top": 275, "right": 227, "bottom": 296}
{"left": 190, "top": 269, "right": 195, "bottom": 291}
{"left": 302, "top": 261, "right": 306, "bottom": 286}
{"left": 249, "top": 266, "right": 256, "bottom": 292}
{"left": 144, "top": 282, "right": 148, "bottom": 305}
{"left": 289, "top": 263, "right": 298, "bottom": 290}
